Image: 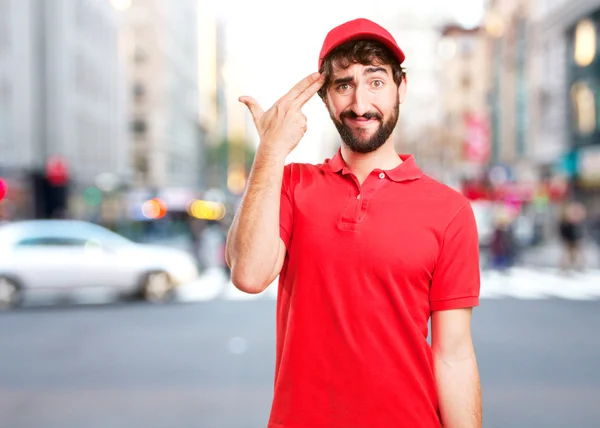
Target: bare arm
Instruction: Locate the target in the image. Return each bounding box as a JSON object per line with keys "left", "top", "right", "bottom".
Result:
{"left": 431, "top": 308, "right": 482, "bottom": 428}
{"left": 226, "top": 72, "right": 324, "bottom": 294}
{"left": 225, "top": 148, "right": 287, "bottom": 293}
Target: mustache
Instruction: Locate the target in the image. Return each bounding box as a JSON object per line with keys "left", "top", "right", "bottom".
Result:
{"left": 340, "top": 110, "right": 382, "bottom": 121}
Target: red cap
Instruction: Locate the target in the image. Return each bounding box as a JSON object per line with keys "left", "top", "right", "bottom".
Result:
{"left": 318, "top": 18, "right": 405, "bottom": 70}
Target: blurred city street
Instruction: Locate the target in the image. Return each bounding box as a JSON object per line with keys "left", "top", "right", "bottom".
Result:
{"left": 1, "top": 271, "right": 600, "bottom": 428}
{"left": 3, "top": 0, "right": 600, "bottom": 426}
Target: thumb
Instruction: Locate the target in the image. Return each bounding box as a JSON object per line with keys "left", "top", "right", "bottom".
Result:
{"left": 239, "top": 96, "right": 264, "bottom": 123}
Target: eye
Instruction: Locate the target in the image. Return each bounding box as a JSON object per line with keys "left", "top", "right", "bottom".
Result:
{"left": 372, "top": 80, "right": 384, "bottom": 88}
{"left": 337, "top": 83, "right": 350, "bottom": 92}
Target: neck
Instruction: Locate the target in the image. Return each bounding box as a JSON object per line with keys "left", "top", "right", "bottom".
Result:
{"left": 340, "top": 140, "right": 402, "bottom": 181}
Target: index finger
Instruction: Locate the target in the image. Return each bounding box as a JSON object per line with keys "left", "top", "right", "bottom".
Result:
{"left": 291, "top": 74, "right": 325, "bottom": 108}
{"left": 281, "top": 72, "right": 322, "bottom": 103}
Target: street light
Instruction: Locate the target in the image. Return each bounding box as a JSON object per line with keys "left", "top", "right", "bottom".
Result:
{"left": 110, "top": 0, "right": 132, "bottom": 11}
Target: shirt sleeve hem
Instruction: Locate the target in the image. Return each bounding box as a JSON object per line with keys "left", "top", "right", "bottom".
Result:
{"left": 430, "top": 296, "right": 479, "bottom": 311}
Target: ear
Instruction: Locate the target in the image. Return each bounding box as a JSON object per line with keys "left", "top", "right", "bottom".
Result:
{"left": 398, "top": 76, "right": 407, "bottom": 104}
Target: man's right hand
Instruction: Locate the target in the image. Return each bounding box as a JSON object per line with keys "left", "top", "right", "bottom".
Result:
{"left": 239, "top": 72, "right": 325, "bottom": 159}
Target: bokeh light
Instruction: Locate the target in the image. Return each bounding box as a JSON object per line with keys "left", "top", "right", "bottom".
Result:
{"left": 574, "top": 19, "right": 596, "bottom": 67}
{"left": 188, "top": 200, "right": 226, "bottom": 220}
{"left": 141, "top": 198, "right": 168, "bottom": 219}
{"left": 227, "top": 165, "right": 246, "bottom": 195}
{"left": 83, "top": 187, "right": 102, "bottom": 207}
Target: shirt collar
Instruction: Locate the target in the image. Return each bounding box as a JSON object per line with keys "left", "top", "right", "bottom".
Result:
{"left": 319, "top": 149, "right": 424, "bottom": 182}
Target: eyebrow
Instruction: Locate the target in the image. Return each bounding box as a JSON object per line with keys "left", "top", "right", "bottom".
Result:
{"left": 332, "top": 67, "right": 389, "bottom": 85}
{"left": 364, "top": 67, "right": 388, "bottom": 75}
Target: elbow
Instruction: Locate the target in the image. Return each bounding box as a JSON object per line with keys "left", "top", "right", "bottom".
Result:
{"left": 230, "top": 267, "right": 270, "bottom": 294}
{"left": 432, "top": 342, "right": 476, "bottom": 365}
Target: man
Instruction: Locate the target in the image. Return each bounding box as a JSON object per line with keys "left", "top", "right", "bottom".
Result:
{"left": 558, "top": 201, "right": 586, "bottom": 272}
{"left": 226, "top": 18, "right": 482, "bottom": 428}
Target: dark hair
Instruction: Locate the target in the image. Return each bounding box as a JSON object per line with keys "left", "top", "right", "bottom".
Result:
{"left": 318, "top": 39, "right": 406, "bottom": 100}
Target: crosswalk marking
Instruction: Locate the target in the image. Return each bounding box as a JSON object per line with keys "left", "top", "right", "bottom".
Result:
{"left": 175, "top": 267, "right": 600, "bottom": 302}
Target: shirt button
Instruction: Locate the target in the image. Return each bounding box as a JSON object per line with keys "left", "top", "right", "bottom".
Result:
{"left": 379, "top": 172, "right": 385, "bottom": 179}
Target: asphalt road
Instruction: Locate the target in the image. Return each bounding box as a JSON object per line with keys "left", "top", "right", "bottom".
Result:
{"left": 1, "top": 297, "right": 599, "bottom": 428}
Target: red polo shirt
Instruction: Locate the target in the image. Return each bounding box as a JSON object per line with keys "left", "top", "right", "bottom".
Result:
{"left": 268, "top": 150, "right": 480, "bottom": 428}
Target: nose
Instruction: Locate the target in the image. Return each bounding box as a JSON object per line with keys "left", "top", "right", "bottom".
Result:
{"left": 350, "top": 85, "right": 370, "bottom": 117}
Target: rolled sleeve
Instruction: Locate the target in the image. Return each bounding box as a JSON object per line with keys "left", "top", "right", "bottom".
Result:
{"left": 430, "top": 203, "right": 481, "bottom": 311}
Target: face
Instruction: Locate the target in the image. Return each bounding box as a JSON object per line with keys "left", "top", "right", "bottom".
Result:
{"left": 325, "top": 62, "right": 406, "bottom": 154}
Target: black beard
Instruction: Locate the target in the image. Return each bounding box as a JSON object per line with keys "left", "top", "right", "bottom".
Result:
{"left": 330, "top": 101, "right": 399, "bottom": 154}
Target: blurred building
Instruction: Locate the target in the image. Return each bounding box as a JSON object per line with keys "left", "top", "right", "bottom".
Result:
{"left": 0, "top": 0, "right": 127, "bottom": 219}
{"left": 202, "top": 19, "right": 253, "bottom": 197}
{"left": 536, "top": 0, "right": 600, "bottom": 222}
{"left": 479, "top": 0, "right": 557, "bottom": 220}
{"left": 484, "top": 0, "right": 535, "bottom": 172}
{"left": 528, "top": 0, "right": 570, "bottom": 175}
{"left": 197, "top": 1, "right": 219, "bottom": 146}
{"left": 388, "top": 14, "right": 448, "bottom": 176}
{"left": 384, "top": 10, "right": 484, "bottom": 186}
{"left": 438, "top": 24, "right": 492, "bottom": 184}
{"left": 526, "top": 0, "right": 600, "bottom": 228}
{"left": 221, "top": 23, "right": 251, "bottom": 197}
{"left": 121, "top": 0, "right": 203, "bottom": 214}
{"left": 479, "top": 0, "right": 600, "bottom": 242}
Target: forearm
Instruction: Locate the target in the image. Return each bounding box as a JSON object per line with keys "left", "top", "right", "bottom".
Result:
{"left": 226, "top": 147, "right": 286, "bottom": 292}
{"left": 434, "top": 347, "right": 481, "bottom": 428}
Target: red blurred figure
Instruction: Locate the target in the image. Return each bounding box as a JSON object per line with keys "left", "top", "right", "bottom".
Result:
{"left": 0, "top": 178, "right": 7, "bottom": 201}
{"left": 46, "top": 156, "right": 69, "bottom": 186}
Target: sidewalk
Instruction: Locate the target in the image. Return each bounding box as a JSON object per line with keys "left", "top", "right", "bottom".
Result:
{"left": 518, "top": 239, "right": 600, "bottom": 269}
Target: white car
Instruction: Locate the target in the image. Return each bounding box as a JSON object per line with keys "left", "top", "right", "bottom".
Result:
{"left": 0, "top": 220, "right": 199, "bottom": 309}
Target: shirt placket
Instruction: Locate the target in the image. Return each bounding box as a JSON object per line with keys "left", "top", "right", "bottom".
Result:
{"left": 339, "top": 170, "right": 388, "bottom": 230}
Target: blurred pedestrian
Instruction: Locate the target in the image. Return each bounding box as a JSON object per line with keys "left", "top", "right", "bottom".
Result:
{"left": 559, "top": 201, "right": 586, "bottom": 272}
{"left": 489, "top": 209, "right": 516, "bottom": 272}
{"left": 226, "top": 18, "right": 481, "bottom": 428}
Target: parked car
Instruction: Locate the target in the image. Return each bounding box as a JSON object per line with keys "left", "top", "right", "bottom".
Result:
{"left": 0, "top": 220, "right": 199, "bottom": 309}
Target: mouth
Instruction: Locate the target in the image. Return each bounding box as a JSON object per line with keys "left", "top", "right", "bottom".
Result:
{"left": 344, "top": 117, "right": 379, "bottom": 127}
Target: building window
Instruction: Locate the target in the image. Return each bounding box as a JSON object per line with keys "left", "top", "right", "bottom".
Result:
{"left": 134, "top": 154, "right": 148, "bottom": 174}
{"left": 459, "top": 36, "right": 474, "bottom": 58}
{"left": 133, "top": 46, "right": 147, "bottom": 64}
{"left": 570, "top": 80, "right": 596, "bottom": 135}
{"left": 574, "top": 19, "right": 596, "bottom": 67}
{"left": 438, "top": 38, "right": 457, "bottom": 59}
{"left": 131, "top": 119, "right": 147, "bottom": 135}
{"left": 461, "top": 74, "right": 471, "bottom": 90}
{"left": 133, "top": 82, "right": 145, "bottom": 101}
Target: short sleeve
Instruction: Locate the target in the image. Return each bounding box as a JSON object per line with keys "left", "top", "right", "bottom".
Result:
{"left": 430, "top": 203, "right": 481, "bottom": 311}
{"left": 279, "top": 164, "right": 294, "bottom": 249}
